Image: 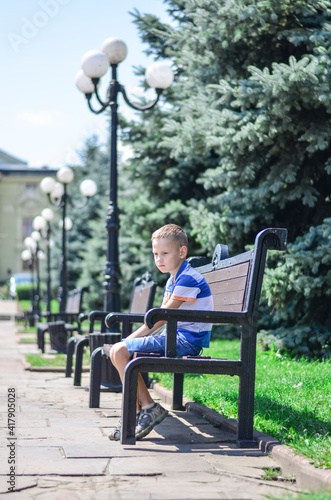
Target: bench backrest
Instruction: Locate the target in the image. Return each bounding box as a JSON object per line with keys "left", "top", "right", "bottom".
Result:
{"left": 197, "top": 228, "right": 287, "bottom": 316}
{"left": 203, "top": 253, "right": 251, "bottom": 312}
{"left": 65, "top": 287, "right": 87, "bottom": 314}
{"left": 88, "top": 274, "right": 157, "bottom": 333}
{"left": 129, "top": 272, "right": 157, "bottom": 314}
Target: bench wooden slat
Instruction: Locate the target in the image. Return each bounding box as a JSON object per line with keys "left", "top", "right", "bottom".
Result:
{"left": 130, "top": 285, "right": 155, "bottom": 314}
{"left": 206, "top": 261, "right": 250, "bottom": 284}
{"left": 207, "top": 265, "right": 249, "bottom": 310}
{"left": 213, "top": 299, "right": 244, "bottom": 312}
{"left": 208, "top": 274, "right": 248, "bottom": 294}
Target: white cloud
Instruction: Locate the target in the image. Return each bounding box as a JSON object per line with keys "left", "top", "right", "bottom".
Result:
{"left": 15, "top": 109, "right": 68, "bottom": 127}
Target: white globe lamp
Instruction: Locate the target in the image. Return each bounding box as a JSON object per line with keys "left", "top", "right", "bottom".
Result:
{"left": 75, "top": 70, "right": 95, "bottom": 94}
{"left": 24, "top": 237, "right": 37, "bottom": 251}
{"left": 50, "top": 182, "right": 64, "bottom": 200}
{"left": 57, "top": 166, "right": 74, "bottom": 184}
{"left": 40, "top": 176, "right": 56, "bottom": 194}
{"left": 59, "top": 217, "right": 73, "bottom": 231}
{"left": 31, "top": 231, "right": 41, "bottom": 242}
{"left": 80, "top": 179, "right": 97, "bottom": 197}
{"left": 33, "top": 215, "right": 47, "bottom": 232}
{"left": 82, "top": 50, "right": 109, "bottom": 78}
{"left": 41, "top": 208, "right": 54, "bottom": 222}
{"left": 101, "top": 38, "right": 127, "bottom": 64}
{"left": 146, "top": 62, "right": 174, "bottom": 89}
{"left": 21, "top": 249, "right": 32, "bottom": 262}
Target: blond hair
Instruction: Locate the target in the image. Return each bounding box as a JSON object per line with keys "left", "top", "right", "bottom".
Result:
{"left": 151, "top": 224, "right": 188, "bottom": 248}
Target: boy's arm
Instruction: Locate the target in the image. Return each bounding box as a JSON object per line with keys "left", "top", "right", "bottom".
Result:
{"left": 125, "top": 298, "right": 183, "bottom": 340}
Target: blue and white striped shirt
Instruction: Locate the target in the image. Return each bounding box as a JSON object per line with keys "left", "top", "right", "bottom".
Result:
{"left": 162, "top": 260, "right": 213, "bottom": 347}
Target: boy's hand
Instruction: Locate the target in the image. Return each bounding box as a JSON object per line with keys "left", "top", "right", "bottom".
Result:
{"left": 126, "top": 297, "right": 183, "bottom": 339}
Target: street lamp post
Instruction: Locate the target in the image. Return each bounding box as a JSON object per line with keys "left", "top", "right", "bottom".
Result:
{"left": 42, "top": 208, "right": 54, "bottom": 314}
{"left": 75, "top": 38, "right": 173, "bottom": 312}
{"left": 40, "top": 167, "right": 97, "bottom": 315}
{"left": 33, "top": 209, "right": 54, "bottom": 314}
{"left": 21, "top": 247, "right": 35, "bottom": 325}
{"left": 31, "top": 230, "right": 43, "bottom": 318}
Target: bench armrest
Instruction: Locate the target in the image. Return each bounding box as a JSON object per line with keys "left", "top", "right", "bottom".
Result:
{"left": 145, "top": 308, "right": 248, "bottom": 328}
{"left": 105, "top": 312, "right": 145, "bottom": 338}
{"left": 105, "top": 312, "right": 145, "bottom": 328}
{"left": 88, "top": 310, "right": 109, "bottom": 322}
{"left": 78, "top": 313, "right": 89, "bottom": 323}
{"left": 144, "top": 308, "right": 248, "bottom": 357}
{"left": 87, "top": 310, "right": 110, "bottom": 333}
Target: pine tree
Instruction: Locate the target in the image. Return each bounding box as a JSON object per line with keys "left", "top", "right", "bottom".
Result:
{"left": 118, "top": 0, "right": 331, "bottom": 356}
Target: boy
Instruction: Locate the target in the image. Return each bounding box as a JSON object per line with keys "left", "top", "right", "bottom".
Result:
{"left": 108, "top": 224, "right": 213, "bottom": 441}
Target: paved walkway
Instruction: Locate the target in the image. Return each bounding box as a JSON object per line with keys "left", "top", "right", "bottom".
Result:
{"left": 0, "top": 319, "right": 323, "bottom": 499}
{"left": 0, "top": 300, "right": 21, "bottom": 319}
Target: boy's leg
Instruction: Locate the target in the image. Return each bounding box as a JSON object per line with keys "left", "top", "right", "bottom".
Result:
{"left": 110, "top": 339, "right": 168, "bottom": 440}
{"left": 108, "top": 342, "right": 145, "bottom": 441}
{"left": 110, "top": 342, "right": 154, "bottom": 409}
{"left": 137, "top": 373, "right": 154, "bottom": 408}
{"left": 121, "top": 336, "right": 169, "bottom": 439}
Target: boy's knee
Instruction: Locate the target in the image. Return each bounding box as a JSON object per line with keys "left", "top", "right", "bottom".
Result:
{"left": 110, "top": 341, "right": 129, "bottom": 362}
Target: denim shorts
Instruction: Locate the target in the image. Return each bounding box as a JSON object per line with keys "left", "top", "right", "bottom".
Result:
{"left": 123, "top": 332, "right": 202, "bottom": 358}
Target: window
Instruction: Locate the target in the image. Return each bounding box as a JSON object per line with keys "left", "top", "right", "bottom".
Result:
{"left": 22, "top": 218, "right": 33, "bottom": 240}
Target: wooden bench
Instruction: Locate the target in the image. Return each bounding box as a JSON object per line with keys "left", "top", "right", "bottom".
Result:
{"left": 71, "top": 272, "right": 157, "bottom": 389}
{"left": 37, "top": 287, "right": 87, "bottom": 353}
{"left": 105, "top": 228, "right": 287, "bottom": 446}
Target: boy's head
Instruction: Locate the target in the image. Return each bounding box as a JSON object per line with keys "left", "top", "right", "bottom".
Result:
{"left": 151, "top": 224, "right": 188, "bottom": 275}
{"left": 151, "top": 224, "right": 188, "bottom": 249}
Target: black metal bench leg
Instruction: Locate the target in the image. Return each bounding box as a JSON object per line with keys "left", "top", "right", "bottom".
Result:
{"left": 38, "top": 326, "right": 47, "bottom": 353}
{"left": 73, "top": 337, "right": 89, "bottom": 386}
{"left": 89, "top": 347, "right": 103, "bottom": 408}
{"left": 65, "top": 336, "right": 76, "bottom": 377}
{"left": 121, "top": 361, "right": 139, "bottom": 445}
{"left": 37, "top": 326, "right": 42, "bottom": 350}
{"left": 237, "top": 377, "right": 256, "bottom": 447}
{"left": 236, "top": 327, "right": 258, "bottom": 448}
{"left": 172, "top": 373, "right": 185, "bottom": 410}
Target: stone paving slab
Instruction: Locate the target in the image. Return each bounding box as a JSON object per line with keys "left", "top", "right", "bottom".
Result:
{"left": 17, "top": 457, "right": 110, "bottom": 477}
{"left": 1, "top": 474, "right": 297, "bottom": 500}
{"left": 0, "top": 319, "right": 324, "bottom": 499}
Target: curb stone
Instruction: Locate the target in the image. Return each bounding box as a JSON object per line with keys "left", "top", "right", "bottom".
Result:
{"left": 152, "top": 382, "right": 331, "bottom": 493}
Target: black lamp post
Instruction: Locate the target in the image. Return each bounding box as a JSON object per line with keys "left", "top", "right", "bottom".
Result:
{"left": 33, "top": 209, "right": 54, "bottom": 314}
{"left": 43, "top": 209, "right": 54, "bottom": 314}
{"left": 31, "top": 231, "right": 42, "bottom": 318}
{"left": 22, "top": 234, "right": 43, "bottom": 321}
{"left": 75, "top": 37, "right": 174, "bottom": 312}
{"left": 21, "top": 246, "right": 36, "bottom": 325}
{"left": 40, "top": 168, "right": 97, "bottom": 314}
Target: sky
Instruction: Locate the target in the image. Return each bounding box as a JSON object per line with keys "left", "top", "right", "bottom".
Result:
{"left": 0, "top": 0, "right": 173, "bottom": 167}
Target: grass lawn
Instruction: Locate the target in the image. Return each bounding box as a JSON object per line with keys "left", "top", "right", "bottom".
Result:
{"left": 18, "top": 299, "right": 60, "bottom": 313}
{"left": 153, "top": 339, "right": 331, "bottom": 470}
{"left": 25, "top": 351, "right": 90, "bottom": 368}
{"left": 275, "top": 492, "right": 331, "bottom": 500}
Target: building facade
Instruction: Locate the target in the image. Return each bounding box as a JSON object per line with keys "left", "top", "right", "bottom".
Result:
{"left": 0, "top": 149, "right": 57, "bottom": 283}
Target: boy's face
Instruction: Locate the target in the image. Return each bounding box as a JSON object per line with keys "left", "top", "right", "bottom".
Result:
{"left": 152, "top": 237, "right": 187, "bottom": 277}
